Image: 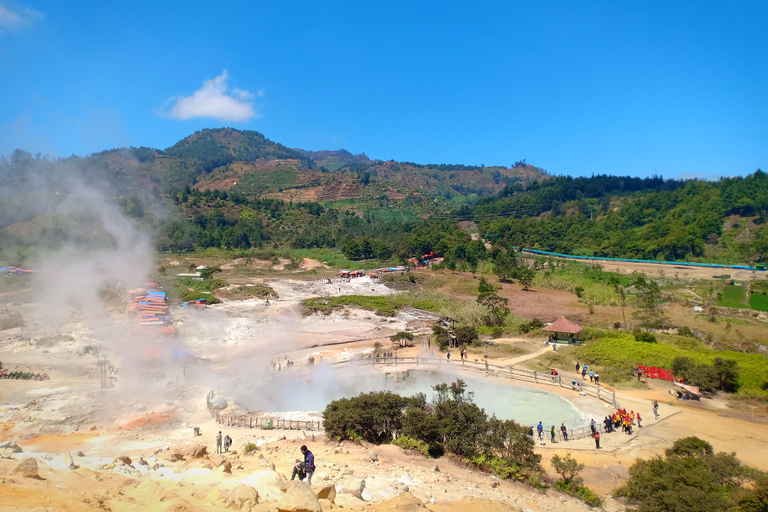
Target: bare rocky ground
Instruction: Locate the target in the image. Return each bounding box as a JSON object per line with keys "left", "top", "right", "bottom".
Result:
{"left": 3, "top": 274, "right": 765, "bottom": 511}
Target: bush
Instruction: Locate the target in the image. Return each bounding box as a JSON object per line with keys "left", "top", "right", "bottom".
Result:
{"left": 634, "top": 331, "right": 657, "bottom": 343}
{"left": 243, "top": 442, "right": 258, "bottom": 455}
{"left": 519, "top": 318, "right": 544, "bottom": 334}
{"left": 392, "top": 436, "right": 430, "bottom": 457}
{"left": 323, "top": 392, "right": 414, "bottom": 444}
{"left": 492, "top": 326, "right": 504, "bottom": 339}
{"left": 678, "top": 326, "right": 695, "bottom": 337}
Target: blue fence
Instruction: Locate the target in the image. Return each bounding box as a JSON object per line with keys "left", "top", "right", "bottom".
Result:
{"left": 514, "top": 247, "right": 756, "bottom": 271}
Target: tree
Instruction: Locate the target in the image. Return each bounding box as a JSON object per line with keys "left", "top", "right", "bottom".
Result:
{"left": 517, "top": 267, "right": 535, "bottom": 290}
{"left": 617, "top": 436, "right": 765, "bottom": 512}
{"left": 551, "top": 453, "right": 584, "bottom": 486}
{"left": 454, "top": 325, "right": 478, "bottom": 346}
{"left": 390, "top": 331, "right": 415, "bottom": 347}
{"left": 478, "top": 276, "right": 495, "bottom": 295}
{"left": 712, "top": 358, "right": 739, "bottom": 392}
{"left": 432, "top": 324, "right": 451, "bottom": 351}
{"left": 632, "top": 272, "right": 667, "bottom": 328}
{"left": 477, "top": 293, "right": 510, "bottom": 326}
{"left": 493, "top": 251, "right": 517, "bottom": 282}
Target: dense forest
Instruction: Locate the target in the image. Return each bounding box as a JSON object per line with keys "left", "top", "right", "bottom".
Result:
{"left": 1, "top": 127, "right": 767, "bottom": 266}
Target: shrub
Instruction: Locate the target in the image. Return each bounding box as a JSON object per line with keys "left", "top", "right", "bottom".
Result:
{"left": 634, "top": 331, "right": 657, "bottom": 343}
{"left": 243, "top": 442, "right": 258, "bottom": 455}
{"left": 678, "top": 326, "right": 695, "bottom": 337}
{"left": 392, "top": 436, "right": 430, "bottom": 457}
{"left": 492, "top": 326, "right": 504, "bottom": 339}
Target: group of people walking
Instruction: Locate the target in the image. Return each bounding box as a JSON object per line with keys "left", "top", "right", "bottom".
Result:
{"left": 575, "top": 361, "right": 599, "bottom": 385}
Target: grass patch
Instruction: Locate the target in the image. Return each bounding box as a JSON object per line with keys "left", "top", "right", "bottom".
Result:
{"left": 748, "top": 291, "right": 768, "bottom": 312}
{"left": 302, "top": 290, "right": 446, "bottom": 317}
{"left": 576, "top": 333, "right": 768, "bottom": 398}
{"left": 217, "top": 283, "right": 277, "bottom": 300}
{"left": 534, "top": 266, "right": 622, "bottom": 306}
{"left": 718, "top": 285, "right": 748, "bottom": 309}
{"left": 0, "top": 312, "right": 25, "bottom": 331}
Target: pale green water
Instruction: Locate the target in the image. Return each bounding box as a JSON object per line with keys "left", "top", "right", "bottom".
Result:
{"left": 241, "top": 369, "right": 585, "bottom": 428}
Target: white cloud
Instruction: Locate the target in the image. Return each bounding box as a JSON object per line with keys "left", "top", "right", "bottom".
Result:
{"left": 0, "top": 2, "right": 43, "bottom": 31}
{"left": 166, "top": 71, "right": 257, "bottom": 122}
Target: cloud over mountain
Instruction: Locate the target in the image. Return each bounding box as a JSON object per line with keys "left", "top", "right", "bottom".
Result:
{"left": 165, "top": 71, "right": 256, "bottom": 122}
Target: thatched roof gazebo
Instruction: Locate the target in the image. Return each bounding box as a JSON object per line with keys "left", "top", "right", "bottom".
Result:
{"left": 542, "top": 316, "right": 582, "bottom": 342}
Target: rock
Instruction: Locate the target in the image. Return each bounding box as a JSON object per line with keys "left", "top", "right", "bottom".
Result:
{"left": 433, "top": 465, "right": 440, "bottom": 472}
{"left": 216, "top": 460, "right": 232, "bottom": 473}
{"left": 159, "top": 449, "right": 184, "bottom": 463}
{"left": 184, "top": 443, "right": 208, "bottom": 459}
{"left": 318, "top": 498, "right": 334, "bottom": 511}
{"left": 204, "top": 488, "right": 221, "bottom": 503}
{"left": 339, "top": 478, "right": 366, "bottom": 499}
{"left": 113, "top": 464, "right": 143, "bottom": 479}
{"left": 254, "top": 456, "right": 275, "bottom": 471}
{"left": 343, "top": 468, "right": 355, "bottom": 476}
{"left": 227, "top": 484, "right": 260, "bottom": 507}
{"left": 398, "top": 472, "right": 416, "bottom": 485}
{"left": 314, "top": 484, "right": 336, "bottom": 503}
{"left": 398, "top": 483, "right": 410, "bottom": 493}
{"left": 210, "top": 395, "right": 228, "bottom": 410}
{"left": 368, "top": 450, "right": 377, "bottom": 462}
{"left": 490, "top": 476, "right": 500, "bottom": 488}
{"left": 280, "top": 480, "right": 303, "bottom": 493}
{"left": 137, "top": 457, "right": 148, "bottom": 466}
{"left": 0, "top": 441, "right": 22, "bottom": 453}
{"left": 277, "top": 482, "right": 321, "bottom": 512}
{"left": 116, "top": 453, "right": 132, "bottom": 465}
{"left": 11, "top": 457, "right": 40, "bottom": 478}
{"left": 333, "top": 448, "right": 342, "bottom": 454}
{"left": 64, "top": 452, "right": 79, "bottom": 470}
{"left": 74, "top": 451, "right": 85, "bottom": 457}
{"left": 367, "top": 492, "right": 425, "bottom": 511}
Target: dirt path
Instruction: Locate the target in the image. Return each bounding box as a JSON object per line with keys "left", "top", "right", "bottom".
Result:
{"left": 493, "top": 344, "right": 551, "bottom": 366}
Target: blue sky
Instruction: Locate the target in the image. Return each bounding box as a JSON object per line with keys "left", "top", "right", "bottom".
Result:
{"left": 1, "top": 1, "right": 766, "bottom": 178}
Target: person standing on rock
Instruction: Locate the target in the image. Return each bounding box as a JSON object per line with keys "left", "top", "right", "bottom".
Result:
{"left": 216, "top": 431, "right": 223, "bottom": 454}
{"left": 301, "top": 445, "right": 315, "bottom": 484}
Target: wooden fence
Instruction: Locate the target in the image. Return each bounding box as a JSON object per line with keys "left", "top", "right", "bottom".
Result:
{"left": 206, "top": 355, "right": 618, "bottom": 433}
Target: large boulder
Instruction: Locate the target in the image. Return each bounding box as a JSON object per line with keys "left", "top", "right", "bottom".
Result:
{"left": 242, "top": 471, "right": 285, "bottom": 501}
{"left": 184, "top": 443, "right": 208, "bottom": 459}
{"left": 338, "top": 478, "right": 365, "bottom": 499}
{"left": 210, "top": 395, "right": 228, "bottom": 410}
{"left": 158, "top": 448, "right": 184, "bottom": 463}
{"left": 11, "top": 457, "right": 40, "bottom": 478}
{"left": 314, "top": 484, "right": 336, "bottom": 503}
{"left": 255, "top": 454, "right": 276, "bottom": 471}
{"left": 227, "top": 484, "right": 260, "bottom": 507}
{"left": 216, "top": 460, "right": 232, "bottom": 474}
{"left": 277, "top": 482, "right": 321, "bottom": 512}
{"left": 0, "top": 440, "right": 22, "bottom": 453}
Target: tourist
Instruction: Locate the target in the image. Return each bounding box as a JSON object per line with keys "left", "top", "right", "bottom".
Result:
{"left": 594, "top": 372, "right": 600, "bottom": 385}
{"left": 560, "top": 423, "right": 568, "bottom": 441}
{"left": 590, "top": 419, "right": 596, "bottom": 437}
{"left": 604, "top": 416, "right": 612, "bottom": 433}
{"left": 653, "top": 400, "right": 659, "bottom": 419}
{"left": 551, "top": 425, "right": 556, "bottom": 443}
{"left": 582, "top": 366, "right": 587, "bottom": 380}
{"left": 290, "top": 458, "right": 306, "bottom": 481}
{"left": 224, "top": 434, "right": 232, "bottom": 452}
{"left": 216, "top": 431, "right": 223, "bottom": 454}
{"left": 594, "top": 431, "right": 601, "bottom": 449}
{"left": 637, "top": 413, "right": 642, "bottom": 428}
{"left": 589, "top": 369, "right": 594, "bottom": 383}
{"left": 300, "top": 445, "right": 315, "bottom": 484}
{"left": 630, "top": 411, "right": 635, "bottom": 425}
{"left": 575, "top": 361, "right": 580, "bottom": 373}
{"left": 537, "top": 422, "right": 544, "bottom": 444}
{"left": 446, "top": 351, "right": 451, "bottom": 361}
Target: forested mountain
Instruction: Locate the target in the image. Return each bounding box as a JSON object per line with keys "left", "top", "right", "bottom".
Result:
{"left": 1, "top": 127, "right": 766, "bottom": 266}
